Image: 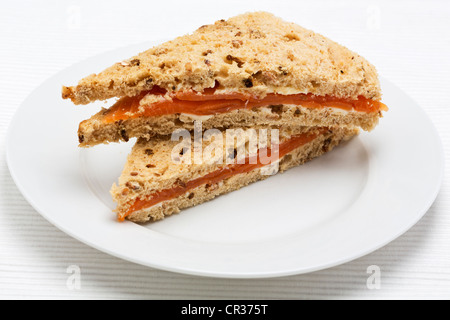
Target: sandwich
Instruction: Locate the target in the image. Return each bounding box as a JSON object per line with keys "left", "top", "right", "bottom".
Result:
{"left": 111, "top": 126, "right": 358, "bottom": 223}
{"left": 62, "top": 12, "right": 387, "bottom": 147}
{"left": 63, "top": 12, "right": 387, "bottom": 223}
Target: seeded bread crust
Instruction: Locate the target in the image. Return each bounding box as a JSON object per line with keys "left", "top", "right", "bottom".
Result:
{"left": 111, "top": 126, "right": 358, "bottom": 223}
{"left": 63, "top": 12, "right": 381, "bottom": 105}
{"left": 78, "top": 105, "right": 378, "bottom": 147}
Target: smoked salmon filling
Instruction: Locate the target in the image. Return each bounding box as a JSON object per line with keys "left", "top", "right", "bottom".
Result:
{"left": 119, "top": 129, "right": 326, "bottom": 221}
{"left": 104, "top": 87, "right": 388, "bottom": 124}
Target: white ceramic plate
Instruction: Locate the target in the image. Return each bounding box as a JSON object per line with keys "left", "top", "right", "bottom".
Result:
{"left": 6, "top": 42, "right": 444, "bottom": 278}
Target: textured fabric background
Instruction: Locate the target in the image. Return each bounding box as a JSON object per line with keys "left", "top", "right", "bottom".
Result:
{"left": 0, "top": 0, "right": 449, "bottom": 299}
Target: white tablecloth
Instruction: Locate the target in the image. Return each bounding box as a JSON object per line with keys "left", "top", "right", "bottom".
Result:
{"left": 1, "top": 0, "right": 449, "bottom": 299}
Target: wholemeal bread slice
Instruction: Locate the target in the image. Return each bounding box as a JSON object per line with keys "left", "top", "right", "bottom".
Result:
{"left": 63, "top": 12, "right": 386, "bottom": 147}
{"left": 111, "top": 125, "right": 358, "bottom": 223}
{"left": 63, "top": 12, "right": 380, "bottom": 104}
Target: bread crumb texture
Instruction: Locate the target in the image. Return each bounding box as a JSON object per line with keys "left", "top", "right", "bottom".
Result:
{"left": 63, "top": 12, "right": 381, "bottom": 104}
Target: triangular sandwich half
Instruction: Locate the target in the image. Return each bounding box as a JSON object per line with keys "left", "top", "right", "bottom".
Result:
{"left": 111, "top": 126, "right": 358, "bottom": 223}
{"left": 62, "top": 12, "right": 387, "bottom": 147}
